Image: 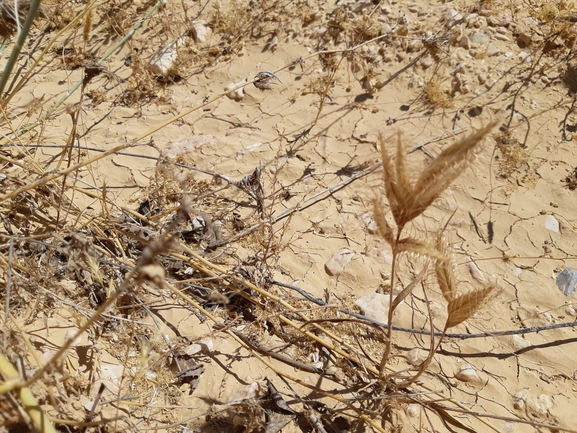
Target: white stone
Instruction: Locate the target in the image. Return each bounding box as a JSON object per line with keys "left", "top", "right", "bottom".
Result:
{"left": 469, "top": 31, "right": 491, "bottom": 46}
{"left": 513, "top": 389, "right": 529, "bottom": 410}
{"left": 406, "top": 348, "right": 426, "bottom": 365}
{"left": 487, "top": 43, "right": 501, "bottom": 56}
{"left": 191, "top": 20, "right": 211, "bottom": 43}
{"left": 494, "top": 33, "right": 510, "bottom": 41}
{"left": 526, "top": 394, "right": 553, "bottom": 418}
{"left": 354, "top": 293, "right": 397, "bottom": 323}
{"left": 406, "top": 404, "right": 420, "bottom": 417}
{"left": 148, "top": 38, "right": 183, "bottom": 76}
{"left": 455, "top": 364, "right": 480, "bottom": 382}
{"left": 183, "top": 338, "right": 214, "bottom": 355}
{"left": 467, "top": 259, "right": 487, "bottom": 283}
{"left": 545, "top": 215, "right": 559, "bottom": 232}
{"left": 324, "top": 249, "right": 355, "bottom": 276}
{"left": 358, "top": 212, "right": 377, "bottom": 233}
{"left": 512, "top": 334, "right": 531, "bottom": 349}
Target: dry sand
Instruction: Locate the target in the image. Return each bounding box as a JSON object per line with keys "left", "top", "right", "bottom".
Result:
{"left": 1, "top": 0, "right": 577, "bottom": 432}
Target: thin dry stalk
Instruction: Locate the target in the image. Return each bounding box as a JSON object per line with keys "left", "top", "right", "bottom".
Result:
{"left": 0, "top": 353, "right": 57, "bottom": 433}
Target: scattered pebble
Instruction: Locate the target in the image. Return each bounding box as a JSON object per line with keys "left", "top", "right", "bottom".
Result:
{"left": 513, "top": 389, "right": 529, "bottom": 410}
{"left": 443, "top": 9, "right": 463, "bottom": 25}
{"left": 526, "top": 394, "right": 553, "bottom": 418}
{"left": 455, "top": 364, "right": 480, "bottom": 382}
{"left": 419, "top": 56, "right": 434, "bottom": 69}
{"left": 477, "top": 72, "right": 487, "bottom": 84}
{"left": 512, "top": 334, "right": 531, "bottom": 349}
{"left": 183, "top": 338, "right": 214, "bottom": 355}
{"left": 556, "top": 268, "right": 577, "bottom": 296}
{"left": 406, "top": 348, "right": 426, "bottom": 365}
{"left": 405, "top": 404, "right": 420, "bottom": 417}
{"left": 469, "top": 31, "right": 491, "bottom": 46}
{"left": 518, "top": 51, "right": 531, "bottom": 63}
{"left": 494, "top": 33, "right": 510, "bottom": 41}
{"left": 459, "top": 35, "right": 470, "bottom": 49}
{"left": 466, "top": 259, "right": 487, "bottom": 283}
{"left": 354, "top": 293, "right": 395, "bottom": 323}
{"left": 358, "top": 212, "right": 377, "bottom": 233}
{"left": 487, "top": 43, "right": 501, "bottom": 56}
{"left": 148, "top": 38, "right": 183, "bottom": 76}
{"left": 325, "top": 249, "right": 355, "bottom": 276}
{"left": 190, "top": 20, "right": 211, "bottom": 43}
{"left": 545, "top": 214, "right": 559, "bottom": 232}
{"left": 380, "top": 23, "right": 392, "bottom": 35}
{"left": 517, "top": 33, "right": 531, "bottom": 48}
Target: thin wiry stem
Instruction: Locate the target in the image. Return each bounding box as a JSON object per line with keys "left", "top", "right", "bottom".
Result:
{"left": 379, "top": 230, "right": 401, "bottom": 378}
{"left": 4, "top": 236, "right": 13, "bottom": 322}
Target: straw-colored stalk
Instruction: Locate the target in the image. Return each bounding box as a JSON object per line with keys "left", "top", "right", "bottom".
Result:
{"left": 377, "top": 122, "right": 496, "bottom": 377}
{"left": 0, "top": 353, "right": 58, "bottom": 433}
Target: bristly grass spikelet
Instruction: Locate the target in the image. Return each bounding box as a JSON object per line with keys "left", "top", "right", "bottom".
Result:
{"left": 373, "top": 200, "right": 394, "bottom": 246}
{"left": 435, "top": 239, "right": 458, "bottom": 302}
{"left": 378, "top": 121, "right": 497, "bottom": 230}
{"left": 395, "top": 237, "right": 445, "bottom": 261}
{"left": 83, "top": 5, "right": 93, "bottom": 43}
{"left": 445, "top": 285, "right": 496, "bottom": 329}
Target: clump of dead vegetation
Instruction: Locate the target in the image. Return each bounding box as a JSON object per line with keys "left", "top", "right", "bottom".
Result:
{"left": 2, "top": 0, "right": 577, "bottom": 432}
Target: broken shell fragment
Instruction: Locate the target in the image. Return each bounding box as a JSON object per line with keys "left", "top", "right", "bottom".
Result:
{"left": 225, "top": 78, "right": 247, "bottom": 100}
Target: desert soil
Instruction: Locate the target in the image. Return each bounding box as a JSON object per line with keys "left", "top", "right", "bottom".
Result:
{"left": 1, "top": 0, "right": 577, "bottom": 432}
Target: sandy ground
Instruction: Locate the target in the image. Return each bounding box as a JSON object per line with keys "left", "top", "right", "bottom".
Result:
{"left": 1, "top": 0, "right": 577, "bottom": 432}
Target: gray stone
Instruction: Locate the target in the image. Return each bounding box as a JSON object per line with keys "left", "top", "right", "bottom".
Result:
{"left": 487, "top": 43, "right": 501, "bottom": 56}
{"left": 556, "top": 268, "right": 577, "bottom": 296}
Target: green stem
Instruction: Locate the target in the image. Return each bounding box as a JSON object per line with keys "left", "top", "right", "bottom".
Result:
{"left": 0, "top": 0, "right": 42, "bottom": 98}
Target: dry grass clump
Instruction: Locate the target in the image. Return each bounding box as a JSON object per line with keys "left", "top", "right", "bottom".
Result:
{"left": 494, "top": 133, "right": 530, "bottom": 178}
{"left": 4, "top": 0, "right": 576, "bottom": 431}
{"left": 423, "top": 78, "right": 454, "bottom": 109}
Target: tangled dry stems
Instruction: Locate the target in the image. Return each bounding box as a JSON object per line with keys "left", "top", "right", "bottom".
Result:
{"left": 0, "top": 0, "right": 576, "bottom": 432}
